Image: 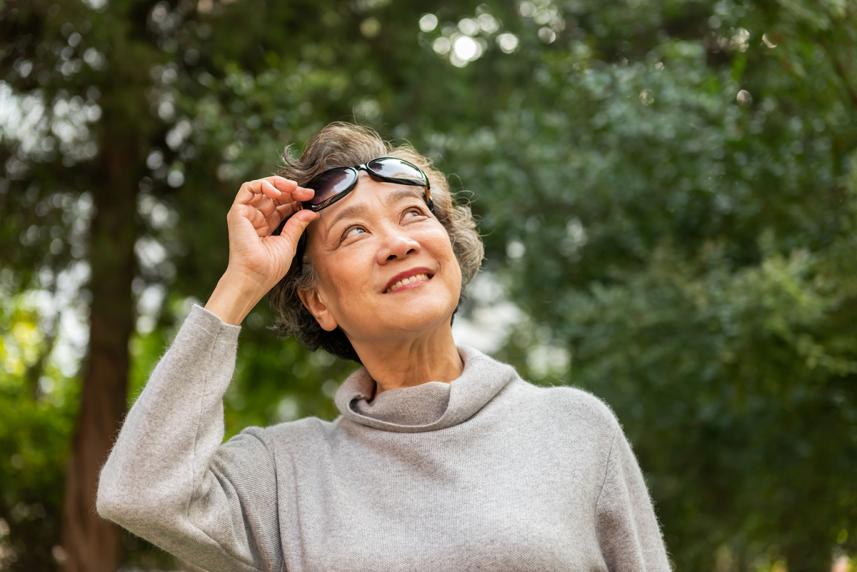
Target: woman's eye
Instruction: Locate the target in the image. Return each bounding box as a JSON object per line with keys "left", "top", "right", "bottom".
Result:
{"left": 403, "top": 206, "right": 427, "bottom": 220}
{"left": 341, "top": 225, "right": 367, "bottom": 241}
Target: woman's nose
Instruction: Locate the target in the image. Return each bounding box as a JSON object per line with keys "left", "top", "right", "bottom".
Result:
{"left": 376, "top": 228, "right": 420, "bottom": 264}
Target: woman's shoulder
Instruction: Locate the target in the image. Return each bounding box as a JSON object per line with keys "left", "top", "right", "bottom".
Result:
{"left": 470, "top": 347, "right": 621, "bottom": 433}
{"left": 237, "top": 416, "right": 338, "bottom": 451}
{"left": 512, "top": 377, "right": 622, "bottom": 433}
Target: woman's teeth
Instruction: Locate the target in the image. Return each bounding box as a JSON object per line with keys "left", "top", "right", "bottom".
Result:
{"left": 386, "top": 273, "right": 430, "bottom": 293}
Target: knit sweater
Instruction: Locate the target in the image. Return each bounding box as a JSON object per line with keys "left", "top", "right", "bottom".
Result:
{"left": 96, "top": 304, "right": 671, "bottom": 571}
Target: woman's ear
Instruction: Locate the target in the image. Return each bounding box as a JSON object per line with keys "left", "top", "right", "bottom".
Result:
{"left": 298, "top": 287, "right": 339, "bottom": 332}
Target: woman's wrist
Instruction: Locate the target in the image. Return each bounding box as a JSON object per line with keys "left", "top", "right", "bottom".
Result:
{"left": 204, "top": 269, "right": 267, "bottom": 325}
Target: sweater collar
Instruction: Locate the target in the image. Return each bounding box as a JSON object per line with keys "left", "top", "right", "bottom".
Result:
{"left": 334, "top": 345, "right": 518, "bottom": 433}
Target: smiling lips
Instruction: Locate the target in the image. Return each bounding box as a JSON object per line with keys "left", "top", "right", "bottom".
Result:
{"left": 384, "top": 268, "right": 434, "bottom": 293}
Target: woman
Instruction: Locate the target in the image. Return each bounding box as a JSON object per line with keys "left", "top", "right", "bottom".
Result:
{"left": 97, "top": 122, "right": 671, "bottom": 571}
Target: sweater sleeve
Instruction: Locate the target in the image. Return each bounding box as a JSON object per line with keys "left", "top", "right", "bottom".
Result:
{"left": 96, "top": 304, "right": 282, "bottom": 572}
{"left": 595, "top": 426, "right": 671, "bottom": 572}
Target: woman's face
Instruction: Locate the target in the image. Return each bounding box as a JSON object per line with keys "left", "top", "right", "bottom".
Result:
{"left": 299, "top": 172, "right": 462, "bottom": 345}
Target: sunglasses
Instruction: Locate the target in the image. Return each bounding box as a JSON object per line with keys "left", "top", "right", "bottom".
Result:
{"left": 274, "top": 156, "right": 433, "bottom": 237}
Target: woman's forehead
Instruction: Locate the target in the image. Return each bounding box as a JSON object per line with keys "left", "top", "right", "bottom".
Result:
{"left": 321, "top": 181, "right": 423, "bottom": 222}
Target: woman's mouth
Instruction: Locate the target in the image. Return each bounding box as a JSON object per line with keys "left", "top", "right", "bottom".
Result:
{"left": 384, "top": 273, "right": 432, "bottom": 293}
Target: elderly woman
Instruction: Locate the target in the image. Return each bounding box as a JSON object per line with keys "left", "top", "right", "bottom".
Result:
{"left": 96, "top": 122, "right": 671, "bottom": 571}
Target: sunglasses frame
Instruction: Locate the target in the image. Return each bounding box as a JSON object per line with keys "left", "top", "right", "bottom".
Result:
{"left": 274, "top": 157, "right": 433, "bottom": 236}
{"left": 303, "top": 156, "right": 432, "bottom": 212}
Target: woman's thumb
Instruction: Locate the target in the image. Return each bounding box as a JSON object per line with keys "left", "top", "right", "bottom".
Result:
{"left": 278, "top": 210, "right": 319, "bottom": 253}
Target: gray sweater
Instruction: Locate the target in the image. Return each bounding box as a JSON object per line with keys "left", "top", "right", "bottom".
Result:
{"left": 96, "top": 304, "right": 671, "bottom": 571}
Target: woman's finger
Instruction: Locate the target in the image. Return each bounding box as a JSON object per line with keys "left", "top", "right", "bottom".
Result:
{"left": 239, "top": 204, "right": 268, "bottom": 229}
{"left": 249, "top": 191, "right": 277, "bottom": 217}
{"left": 234, "top": 179, "right": 285, "bottom": 206}
{"left": 259, "top": 180, "right": 282, "bottom": 202}
{"left": 275, "top": 202, "right": 301, "bottom": 218}
{"left": 268, "top": 203, "right": 301, "bottom": 237}
{"left": 235, "top": 178, "right": 314, "bottom": 210}
{"left": 277, "top": 209, "right": 319, "bottom": 248}
{"left": 255, "top": 196, "right": 284, "bottom": 230}
{"left": 268, "top": 176, "right": 301, "bottom": 195}
{"left": 228, "top": 204, "right": 266, "bottom": 238}
{"left": 264, "top": 209, "right": 282, "bottom": 232}
{"left": 268, "top": 176, "right": 315, "bottom": 203}
{"left": 234, "top": 181, "right": 263, "bottom": 206}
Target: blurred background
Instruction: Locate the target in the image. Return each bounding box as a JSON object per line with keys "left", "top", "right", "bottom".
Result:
{"left": 1, "top": 0, "right": 855, "bottom": 570}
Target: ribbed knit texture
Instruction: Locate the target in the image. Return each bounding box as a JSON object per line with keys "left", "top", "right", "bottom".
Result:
{"left": 97, "top": 304, "right": 671, "bottom": 571}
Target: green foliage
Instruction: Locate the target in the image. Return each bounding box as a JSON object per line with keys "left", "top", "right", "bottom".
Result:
{"left": 0, "top": 294, "right": 78, "bottom": 570}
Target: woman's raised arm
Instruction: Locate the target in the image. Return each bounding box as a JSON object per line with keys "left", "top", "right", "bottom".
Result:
{"left": 96, "top": 176, "right": 317, "bottom": 571}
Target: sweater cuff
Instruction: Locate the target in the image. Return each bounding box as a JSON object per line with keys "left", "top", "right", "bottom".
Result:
{"left": 185, "top": 303, "right": 242, "bottom": 343}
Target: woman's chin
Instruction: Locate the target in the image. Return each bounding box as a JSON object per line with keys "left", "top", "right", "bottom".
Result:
{"left": 372, "top": 302, "right": 456, "bottom": 337}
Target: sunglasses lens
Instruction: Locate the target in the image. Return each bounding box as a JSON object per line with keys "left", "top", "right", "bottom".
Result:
{"left": 367, "top": 158, "right": 426, "bottom": 185}
{"left": 306, "top": 168, "right": 357, "bottom": 207}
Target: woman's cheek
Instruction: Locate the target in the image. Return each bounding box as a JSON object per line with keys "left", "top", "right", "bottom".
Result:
{"left": 422, "top": 225, "right": 455, "bottom": 249}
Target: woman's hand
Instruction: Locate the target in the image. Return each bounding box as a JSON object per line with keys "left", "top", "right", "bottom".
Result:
{"left": 225, "top": 176, "right": 319, "bottom": 293}
{"left": 206, "top": 177, "right": 319, "bottom": 322}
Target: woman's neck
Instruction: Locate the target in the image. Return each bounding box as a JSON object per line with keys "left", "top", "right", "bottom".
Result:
{"left": 352, "top": 327, "right": 463, "bottom": 397}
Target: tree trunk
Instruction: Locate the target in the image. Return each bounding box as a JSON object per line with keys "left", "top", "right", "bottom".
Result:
{"left": 60, "top": 133, "right": 139, "bottom": 571}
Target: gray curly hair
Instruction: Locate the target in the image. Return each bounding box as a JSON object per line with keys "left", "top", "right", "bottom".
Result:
{"left": 267, "top": 122, "right": 484, "bottom": 363}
